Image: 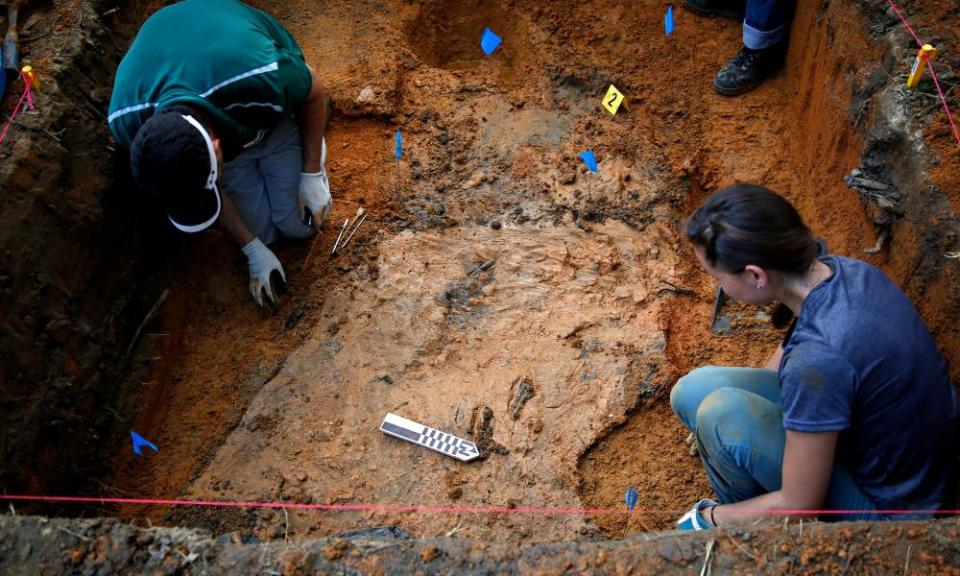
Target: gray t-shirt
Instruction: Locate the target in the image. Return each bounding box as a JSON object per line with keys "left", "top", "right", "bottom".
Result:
{"left": 780, "top": 256, "right": 957, "bottom": 515}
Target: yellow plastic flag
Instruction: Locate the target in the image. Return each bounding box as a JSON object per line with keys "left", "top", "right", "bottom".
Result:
{"left": 602, "top": 84, "right": 628, "bottom": 115}
{"left": 906, "top": 44, "right": 936, "bottom": 89}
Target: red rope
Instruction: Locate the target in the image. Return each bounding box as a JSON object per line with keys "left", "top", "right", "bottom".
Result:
{"left": 885, "top": 0, "right": 922, "bottom": 46}
{"left": 0, "top": 74, "right": 34, "bottom": 148}
{"left": 928, "top": 60, "right": 960, "bottom": 148}
{"left": 1, "top": 494, "right": 958, "bottom": 517}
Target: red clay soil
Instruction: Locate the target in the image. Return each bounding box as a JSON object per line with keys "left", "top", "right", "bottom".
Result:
{"left": 85, "top": 0, "right": 960, "bottom": 546}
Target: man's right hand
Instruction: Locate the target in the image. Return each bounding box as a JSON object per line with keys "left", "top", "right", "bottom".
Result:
{"left": 241, "top": 238, "right": 285, "bottom": 307}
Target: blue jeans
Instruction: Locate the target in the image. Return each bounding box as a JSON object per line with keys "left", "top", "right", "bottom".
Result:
{"left": 221, "top": 117, "right": 314, "bottom": 245}
{"left": 744, "top": 1, "right": 795, "bottom": 49}
{"left": 671, "top": 366, "right": 882, "bottom": 520}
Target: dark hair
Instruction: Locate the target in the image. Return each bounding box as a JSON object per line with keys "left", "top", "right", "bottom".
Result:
{"left": 686, "top": 183, "right": 817, "bottom": 275}
{"left": 129, "top": 105, "right": 209, "bottom": 198}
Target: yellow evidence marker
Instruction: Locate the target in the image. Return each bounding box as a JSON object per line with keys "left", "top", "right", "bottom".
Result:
{"left": 602, "top": 84, "right": 629, "bottom": 115}
{"left": 906, "top": 44, "right": 936, "bottom": 89}
{"left": 21, "top": 65, "right": 39, "bottom": 91}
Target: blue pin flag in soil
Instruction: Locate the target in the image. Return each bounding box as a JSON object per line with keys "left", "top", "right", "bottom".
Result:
{"left": 579, "top": 150, "right": 598, "bottom": 173}
{"left": 480, "top": 27, "right": 502, "bottom": 56}
{"left": 131, "top": 431, "right": 158, "bottom": 456}
{"left": 625, "top": 485, "right": 639, "bottom": 511}
{"left": 665, "top": 5, "right": 675, "bottom": 36}
{"left": 395, "top": 130, "right": 402, "bottom": 159}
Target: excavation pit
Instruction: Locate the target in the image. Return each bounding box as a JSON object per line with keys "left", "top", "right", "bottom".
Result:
{"left": 406, "top": 0, "right": 527, "bottom": 77}
{"left": 1, "top": 0, "right": 959, "bottom": 572}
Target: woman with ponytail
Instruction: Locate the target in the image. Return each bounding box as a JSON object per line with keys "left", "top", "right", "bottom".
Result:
{"left": 672, "top": 183, "right": 958, "bottom": 530}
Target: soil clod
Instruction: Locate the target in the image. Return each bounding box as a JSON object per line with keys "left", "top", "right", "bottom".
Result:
{"left": 473, "top": 406, "right": 509, "bottom": 458}
{"left": 509, "top": 376, "right": 536, "bottom": 420}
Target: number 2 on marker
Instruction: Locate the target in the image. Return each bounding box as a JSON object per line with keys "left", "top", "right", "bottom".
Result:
{"left": 602, "top": 84, "right": 625, "bottom": 115}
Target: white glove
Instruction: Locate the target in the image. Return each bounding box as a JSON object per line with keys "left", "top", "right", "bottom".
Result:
{"left": 298, "top": 137, "right": 332, "bottom": 230}
{"left": 241, "top": 238, "right": 286, "bottom": 307}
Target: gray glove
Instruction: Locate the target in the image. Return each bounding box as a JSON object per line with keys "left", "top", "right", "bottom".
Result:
{"left": 241, "top": 238, "right": 285, "bottom": 307}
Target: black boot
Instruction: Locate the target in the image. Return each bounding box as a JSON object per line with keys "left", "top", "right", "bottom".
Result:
{"left": 713, "top": 44, "right": 787, "bottom": 96}
{"left": 682, "top": 0, "right": 746, "bottom": 20}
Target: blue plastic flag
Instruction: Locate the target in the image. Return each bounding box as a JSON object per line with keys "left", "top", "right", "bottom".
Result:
{"left": 131, "top": 431, "right": 158, "bottom": 456}
{"left": 665, "top": 5, "right": 675, "bottom": 36}
{"left": 395, "top": 130, "right": 402, "bottom": 159}
{"left": 480, "top": 28, "right": 502, "bottom": 56}
{"left": 625, "top": 485, "right": 639, "bottom": 511}
{"left": 579, "top": 150, "right": 598, "bottom": 173}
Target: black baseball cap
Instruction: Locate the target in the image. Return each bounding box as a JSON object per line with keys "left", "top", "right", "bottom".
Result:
{"left": 130, "top": 111, "right": 222, "bottom": 233}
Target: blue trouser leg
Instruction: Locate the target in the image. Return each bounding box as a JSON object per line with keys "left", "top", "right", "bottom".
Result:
{"left": 258, "top": 117, "right": 315, "bottom": 240}
{"left": 671, "top": 366, "right": 781, "bottom": 431}
{"left": 743, "top": 0, "right": 795, "bottom": 49}
{"left": 670, "top": 366, "right": 881, "bottom": 520}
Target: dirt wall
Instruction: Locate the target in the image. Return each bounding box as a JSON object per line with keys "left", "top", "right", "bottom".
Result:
{"left": 0, "top": 0, "right": 174, "bottom": 504}
{"left": 1, "top": 515, "right": 959, "bottom": 575}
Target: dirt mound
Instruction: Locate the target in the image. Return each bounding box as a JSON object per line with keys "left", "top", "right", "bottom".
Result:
{"left": 2, "top": 515, "right": 959, "bottom": 575}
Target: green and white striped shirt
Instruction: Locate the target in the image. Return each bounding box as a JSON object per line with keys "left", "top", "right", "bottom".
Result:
{"left": 108, "top": 0, "right": 312, "bottom": 160}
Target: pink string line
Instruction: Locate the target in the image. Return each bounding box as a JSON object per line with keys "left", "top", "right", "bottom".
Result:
{"left": 928, "top": 60, "right": 960, "bottom": 148}
{"left": 885, "top": 0, "right": 922, "bottom": 46}
{"left": 1, "top": 494, "right": 958, "bottom": 517}
{"left": 886, "top": 0, "right": 960, "bottom": 147}
{"left": 0, "top": 73, "right": 34, "bottom": 148}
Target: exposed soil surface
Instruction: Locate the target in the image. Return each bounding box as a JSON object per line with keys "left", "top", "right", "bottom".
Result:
{"left": 0, "top": 0, "right": 959, "bottom": 569}
{"left": 99, "top": 0, "right": 960, "bottom": 542}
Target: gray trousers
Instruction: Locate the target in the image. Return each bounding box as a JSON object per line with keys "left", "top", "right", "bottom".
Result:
{"left": 221, "top": 117, "right": 314, "bottom": 245}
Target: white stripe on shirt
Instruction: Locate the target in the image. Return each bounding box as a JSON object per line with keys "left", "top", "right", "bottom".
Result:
{"left": 109, "top": 62, "right": 282, "bottom": 131}
{"left": 199, "top": 62, "right": 280, "bottom": 98}
{"left": 223, "top": 101, "right": 284, "bottom": 112}
{"left": 107, "top": 102, "right": 158, "bottom": 124}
